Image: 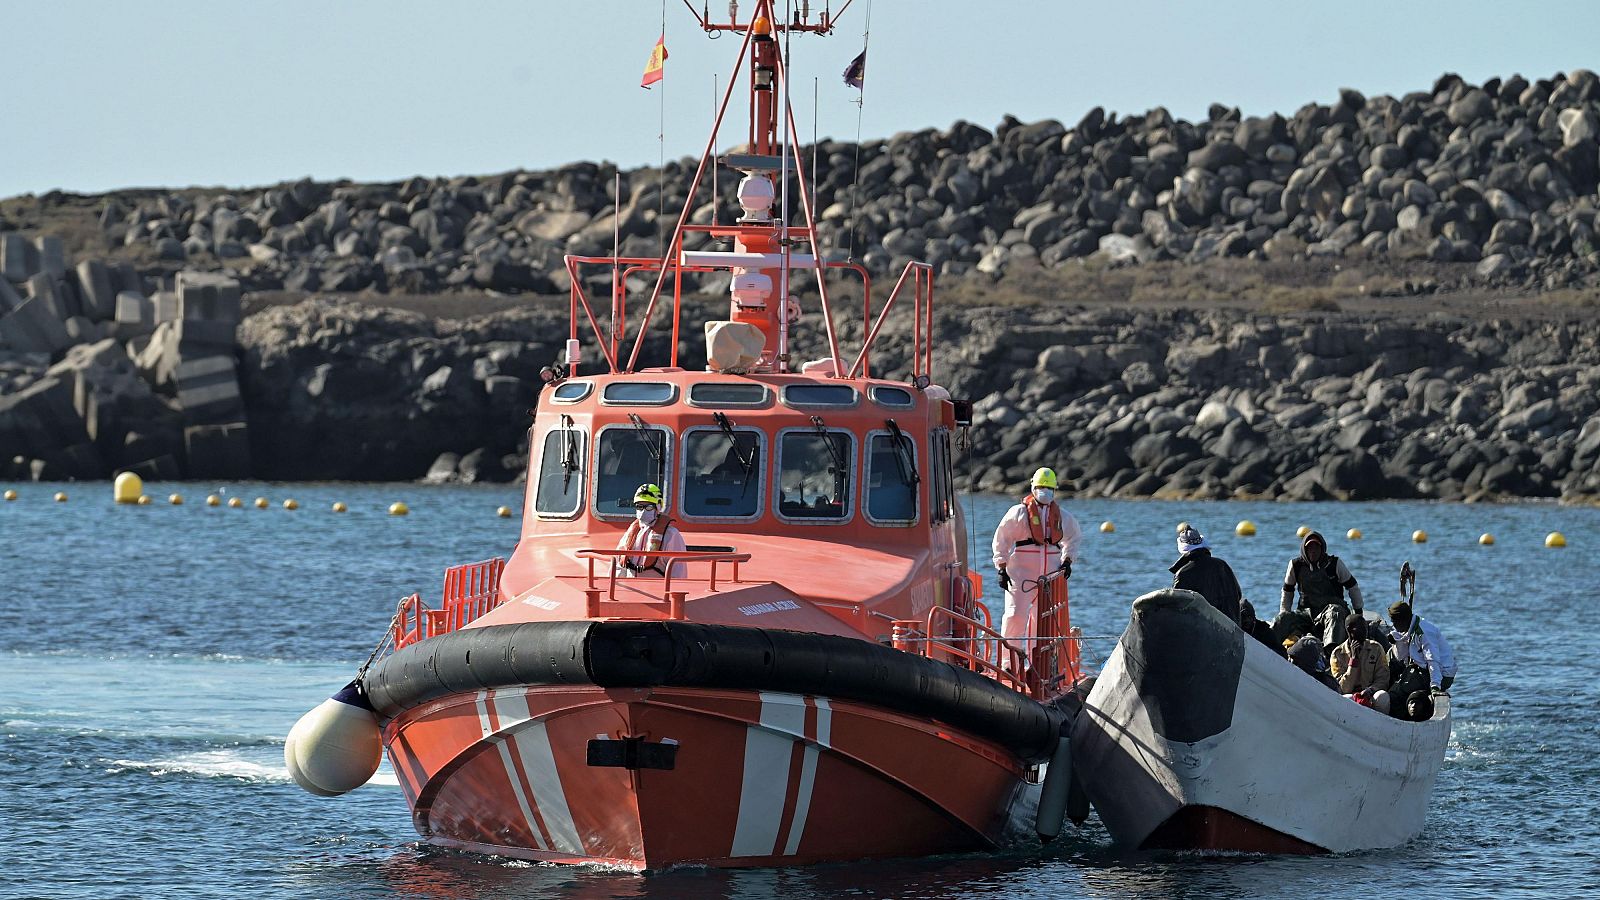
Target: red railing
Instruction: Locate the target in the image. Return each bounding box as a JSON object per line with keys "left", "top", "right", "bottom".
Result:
{"left": 391, "top": 557, "right": 507, "bottom": 650}
{"left": 888, "top": 568, "right": 1083, "bottom": 702}
{"left": 1029, "top": 571, "right": 1082, "bottom": 696}
{"left": 848, "top": 260, "right": 935, "bottom": 381}
{"left": 574, "top": 547, "right": 752, "bottom": 620}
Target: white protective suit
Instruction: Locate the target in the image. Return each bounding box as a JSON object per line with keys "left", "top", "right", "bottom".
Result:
{"left": 991, "top": 500, "right": 1082, "bottom": 640}
{"left": 617, "top": 519, "right": 688, "bottom": 580}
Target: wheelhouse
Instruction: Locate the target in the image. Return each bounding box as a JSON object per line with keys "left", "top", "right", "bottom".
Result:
{"left": 523, "top": 372, "right": 958, "bottom": 541}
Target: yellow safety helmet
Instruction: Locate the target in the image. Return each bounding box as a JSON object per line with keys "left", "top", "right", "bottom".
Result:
{"left": 633, "top": 483, "right": 664, "bottom": 507}
{"left": 1030, "top": 467, "right": 1058, "bottom": 489}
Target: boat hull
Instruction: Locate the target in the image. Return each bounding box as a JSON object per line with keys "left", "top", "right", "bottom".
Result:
{"left": 385, "top": 685, "right": 1029, "bottom": 868}
{"left": 1071, "top": 589, "right": 1451, "bottom": 854}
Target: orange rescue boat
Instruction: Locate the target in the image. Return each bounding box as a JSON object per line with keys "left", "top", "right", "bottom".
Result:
{"left": 287, "top": 1, "right": 1090, "bottom": 869}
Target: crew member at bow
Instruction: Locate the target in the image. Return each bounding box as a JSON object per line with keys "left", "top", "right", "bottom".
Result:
{"left": 992, "top": 468, "right": 1082, "bottom": 641}
{"left": 618, "top": 483, "right": 687, "bottom": 579}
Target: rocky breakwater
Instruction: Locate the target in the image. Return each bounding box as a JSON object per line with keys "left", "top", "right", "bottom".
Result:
{"left": 0, "top": 234, "right": 250, "bottom": 480}
{"left": 947, "top": 305, "right": 1600, "bottom": 505}
{"left": 75, "top": 70, "right": 1600, "bottom": 295}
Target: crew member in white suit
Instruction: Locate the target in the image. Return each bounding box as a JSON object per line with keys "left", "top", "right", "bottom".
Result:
{"left": 991, "top": 467, "right": 1082, "bottom": 641}
{"left": 617, "top": 483, "right": 688, "bottom": 580}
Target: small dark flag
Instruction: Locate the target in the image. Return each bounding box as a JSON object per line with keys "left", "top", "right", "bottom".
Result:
{"left": 843, "top": 50, "right": 865, "bottom": 89}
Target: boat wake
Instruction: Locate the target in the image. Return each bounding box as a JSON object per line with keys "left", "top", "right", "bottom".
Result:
{"left": 105, "top": 749, "right": 399, "bottom": 787}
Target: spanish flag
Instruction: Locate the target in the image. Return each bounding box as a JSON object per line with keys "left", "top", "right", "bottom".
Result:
{"left": 641, "top": 33, "right": 667, "bottom": 88}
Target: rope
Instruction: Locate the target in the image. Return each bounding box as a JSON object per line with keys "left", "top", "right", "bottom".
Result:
{"left": 841, "top": 0, "right": 870, "bottom": 259}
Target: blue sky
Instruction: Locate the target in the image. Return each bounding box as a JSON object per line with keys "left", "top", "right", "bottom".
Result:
{"left": 3, "top": 0, "right": 1597, "bottom": 198}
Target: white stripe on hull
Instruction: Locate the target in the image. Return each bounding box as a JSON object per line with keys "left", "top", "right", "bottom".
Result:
{"left": 492, "top": 689, "right": 583, "bottom": 854}
{"left": 476, "top": 689, "right": 548, "bottom": 851}
{"left": 781, "top": 697, "right": 830, "bottom": 855}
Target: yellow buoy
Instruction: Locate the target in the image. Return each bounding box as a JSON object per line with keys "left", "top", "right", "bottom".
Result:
{"left": 206, "top": 494, "right": 221, "bottom": 506}
{"left": 136, "top": 495, "right": 151, "bottom": 506}
{"left": 1235, "top": 520, "right": 1257, "bottom": 537}
{"left": 331, "top": 501, "right": 348, "bottom": 513}
{"left": 1546, "top": 532, "right": 1567, "bottom": 548}
{"left": 3, "top": 489, "right": 16, "bottom": 501}
{"left": 54, "top": 491, "right": 68, "bottom": 503}
{"left": 1479, "top": 533, "right": 1495, "bottom": 546}
{"left": 1346, "top": 528, "right": 1362, "bottom": 540}
{"left": 283, "top": 498, "right": 300, "bottom": 510}
{"left": 254, "top": 497, "right": 269, "bottom": 509}
{"left": 1099, "top": 521, "right": 1114, "bottom": 533}
{"left": 497, "top": 505, "right": 513, "bottom": 518}
{"left": 169, "top": 493, "right": 184, "bottom": 505}
{"left": 227, "top": 497, "right": 243, "bottom": 508}
{"left": 113, "top": 471, "right": 143, "bottom": 504}
{"left": 1296, "top": 525, "right": 1311, "bottom": 539}
{"left": 1412, "top": 529, "right": 1428, "bottom": 543}
{"left": 389, "top": 501, "right": 410, "bottom": 516}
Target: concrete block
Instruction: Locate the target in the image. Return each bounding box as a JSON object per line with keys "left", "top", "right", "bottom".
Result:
{"left": 127, "top": 454, "right": 182, "bottom": 481}
{"left": 0, "top": 276, "right": 24, "bottom": 314}
{"left": 152, "top": 291, "right": 179, "bottom": 324}
{"left": 64, "top": 316, "right": 101, "bottom": 344}
{"left": 74, "top": 260, "right": 117, "bottom": 320}
{"left": 113, "top": 262, "right": 142, "bottom": 297}
{"left": 1, "top": 233, "right": 35, "bottom": 281}
{"left": 172, "top": 317, "right": 237, "bottom": 347}
{"left": 176, "top": 355, "right": 243, "bottom": 424}
{"left": 114, "top": 292, "right": 155, "bottom": 339}
{"left": 183, "top": 421, "right": 251, "bottom": 479}
{"left": 34, "top": 236, "right": 65, "bottom": 277}
{"left": 0, "top": 295, "right": 74, "bottom": 355}
{"left": 0, "top": 376, "right": 99, "bottom": 474}
{"left": 175, "top": 271, "right": 242, "bottom": 324}
{"left": 28, "top": 273, "right": 80, "bottom": 321}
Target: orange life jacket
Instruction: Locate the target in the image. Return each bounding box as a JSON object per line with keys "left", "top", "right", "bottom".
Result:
{"left": 1021, "top": 494, "right": 1063, "bottom": 547}
{"left": 621, "top": 514, "right": 676, "bottom": 573}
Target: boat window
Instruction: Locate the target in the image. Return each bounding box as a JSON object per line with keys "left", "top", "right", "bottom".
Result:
{"left": 601, "top": 381, "right": 677, "bottom": 405}
{"left": 688, "top": 382, "right": 770, "bottom": 408}
{"left": 534, "top": 425, "right": 586, "bottom": 517}
{"left": 870, "top": 385, "right": 915, "bottom": 408}
{"left": 777, "top": 429, "right": 853, "bottom": 521}
{"left": 866, "top": 430, "right": 919, "bottom": 524}
{"left": 682, "top": 426, "right": 764, "bottom": 519}
{"left": 930, "top": 428, "right": 955, "bottom": 524}
{"left": 781, "top": 384, "right": 858, "bottom": 408}
{"left": 594, "top": 423, "right": 670, "bottom": 518}
{"left": 551, "top": 381, "right": 592, "bottom": 402}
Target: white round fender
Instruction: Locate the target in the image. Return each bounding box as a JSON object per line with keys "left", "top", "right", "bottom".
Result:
{"left": 284, "top": 682, "right": 382, "bottom": 796}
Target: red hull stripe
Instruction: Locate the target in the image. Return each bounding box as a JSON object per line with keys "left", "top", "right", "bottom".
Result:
{"left": 1142, "top": 805, "right": 1328, "bottom": 855}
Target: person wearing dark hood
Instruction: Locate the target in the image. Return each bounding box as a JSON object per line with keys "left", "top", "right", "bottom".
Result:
{"left": 1386, "top": 600, "right": 1457, "bottom": 711}
{"left": 1239, "top": 600, "right": 1278, "bottom": 653}
{"left": 1279, "top": 531, "right": 1364, "bottom": 649}
{"left": 1169, "top": 522, "right": 1242, "bottom": 625}
{"left": 1330, "top": 612, "right": 1392, "bottom": 714}
{"left": 1288, "top": 635, "right": 1340, "bottom": 692}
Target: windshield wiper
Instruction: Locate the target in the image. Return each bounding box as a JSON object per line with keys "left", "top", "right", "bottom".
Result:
{"left": 628, "top": 413, "right": 663, "bottom": 463}
{"left": 885, "top": 418, "right": 920, "bottom": 487}
{"left": 810, "top": 415, "right": 847, "bottom": 475}
{"left": 713, "top": 412, "right": 755, "bottom": 482}
{"left": 559, "top": 414, "right": 578, "bottom": 490}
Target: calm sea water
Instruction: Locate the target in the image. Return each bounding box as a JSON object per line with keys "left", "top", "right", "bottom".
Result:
{"left": 4, "top": 483, "right": 1598, "bottom": 899}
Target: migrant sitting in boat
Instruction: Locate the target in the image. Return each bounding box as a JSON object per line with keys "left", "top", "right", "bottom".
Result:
{"left": 1168, "top": 522, "right": 1242, "bottom": 625}
{"left": 1239, "top": 599, "right": 1278, "bottom": 653}
{"left": 1288, "top": 635, "right": 1341, "bottom": 691}
{"left": 1279, "top": 531, "right": 1365, "bottom": 647}
{"left": 991, "top": 467, "right": 1081, "bottom": 641}
{"left": 1387, "top": 600, "right": 1458, "bottom": 707}
{"left": 1330, "top": 612, "right": 1393, "bottom": 715}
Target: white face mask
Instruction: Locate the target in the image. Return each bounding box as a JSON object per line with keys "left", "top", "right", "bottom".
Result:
{"left": 636, "top": 507, "right": 657, "bottom": 525}
{"left": 1032, "top": 488, "right": 1054, "bottom": 504}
